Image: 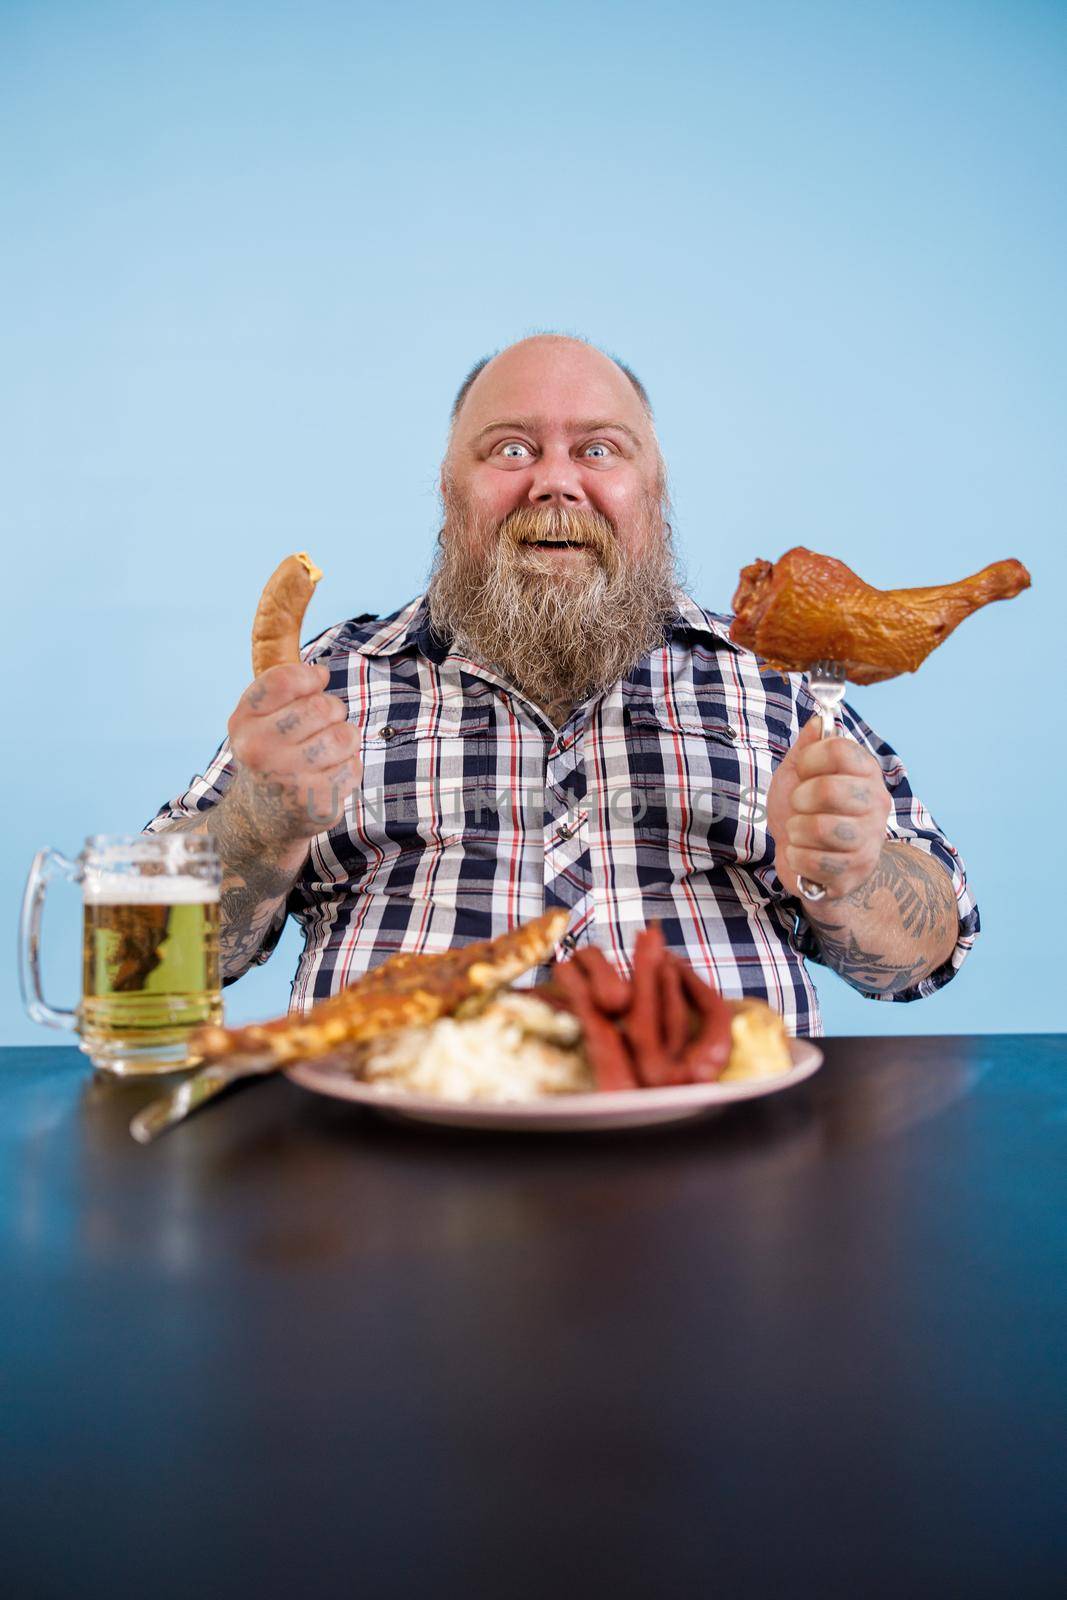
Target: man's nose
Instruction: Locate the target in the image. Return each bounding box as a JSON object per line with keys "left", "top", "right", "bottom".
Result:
{"left": 527, "top": 448, "right": 585, "bottom": 505}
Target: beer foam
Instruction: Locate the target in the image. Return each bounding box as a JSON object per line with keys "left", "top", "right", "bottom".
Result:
{"left": 84, "top": 873, "right": 219, "bottom": 906}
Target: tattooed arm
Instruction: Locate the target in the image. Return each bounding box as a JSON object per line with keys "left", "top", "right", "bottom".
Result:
{"left": 158, "top": 781, "right": 310, "bottom": 980}
{"left": 797, "top": 841, "right": 958, "bottom": 994}
{"left": 155, "top": 661, "right": 362, "bottom": 980}
{"left": 767, "top": 715, "right": 960, "bottom": 995}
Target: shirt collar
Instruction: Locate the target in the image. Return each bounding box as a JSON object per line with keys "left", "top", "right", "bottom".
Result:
{"left": 351, "top": 595, "right": 443, "bottom": 659}
{"left": 666, "top": 591, "right": 742, "bottom": 652}
{"left": 351, "top": 590, "right": 741, "bottom": 660}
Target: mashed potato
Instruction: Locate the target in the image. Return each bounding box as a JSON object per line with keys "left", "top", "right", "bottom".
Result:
{"left": 354, "top": 992, "right": 593, "bottom": 1103}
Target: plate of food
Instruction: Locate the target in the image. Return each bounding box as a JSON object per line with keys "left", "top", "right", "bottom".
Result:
{"left": 189, "top": 909, "right": 821, "bottom": 1134}
{"left": 288, "top": 1026, "right": 822, "bottom": 1132}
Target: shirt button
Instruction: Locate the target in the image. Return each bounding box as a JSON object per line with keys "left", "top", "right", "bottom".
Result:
{"left": 379, "top": 725, "right": 396, "bottom": 740}
{"left": 724, "top": 724, "right": 739, "bottom": 740}
{"left": 557, "top": 822, "right": 574, "bottom": 841}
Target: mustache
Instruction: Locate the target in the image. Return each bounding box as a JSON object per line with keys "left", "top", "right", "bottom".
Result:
{"left": 496, "top": 502, "right": 616, "bottom": 557}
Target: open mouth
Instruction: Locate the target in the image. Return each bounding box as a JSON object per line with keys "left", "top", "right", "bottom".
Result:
{"left": 521, "top": 539, "right": 590, "bottom": 550}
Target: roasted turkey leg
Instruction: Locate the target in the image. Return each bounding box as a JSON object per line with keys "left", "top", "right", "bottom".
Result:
{"left": 730, "top": 546, "right": 1030, "bottom": 685}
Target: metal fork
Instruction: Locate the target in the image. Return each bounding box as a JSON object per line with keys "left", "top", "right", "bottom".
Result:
{"left": 129, "top": 1054, "right": 277, "bottom": 1144}
{"left": 796, "top": 659, "right": 848, "bottom": 903}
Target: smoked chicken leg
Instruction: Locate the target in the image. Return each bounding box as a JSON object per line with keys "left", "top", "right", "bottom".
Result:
{"left": 730, "top": 546, "right": 1030, "bottom": 685}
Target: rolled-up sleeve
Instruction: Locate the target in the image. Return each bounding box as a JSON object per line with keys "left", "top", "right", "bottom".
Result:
{"left": 143, "top": 735, "right": 237, "bottom": 827}
{"left": 790, "top": 698, "right": 980, "bottom": 1002}
{"left": 142, "top": 736, "right": 288, "bottom": 981}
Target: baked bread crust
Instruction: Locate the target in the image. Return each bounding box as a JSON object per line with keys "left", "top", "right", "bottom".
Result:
{"left": 192, "top": 908, "right": 570, "bottom": 1067}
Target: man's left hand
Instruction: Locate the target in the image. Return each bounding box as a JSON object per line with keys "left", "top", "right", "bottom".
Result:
{"left": 766, "top": 716, "right": 893, "bottom": 903}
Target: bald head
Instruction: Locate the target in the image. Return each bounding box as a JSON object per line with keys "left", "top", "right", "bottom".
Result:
{"left": 450, "top": 333, "right": 654, "bottom": 430}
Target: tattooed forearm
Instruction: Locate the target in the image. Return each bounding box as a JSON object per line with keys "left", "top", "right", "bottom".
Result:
{"left": 841, "top": 846, "right": 957, "bottom": 941}
{"left": 153, "top": 777, "right": 309, "bottom": 978}
{"left": 804, "top": 841, "right": 959, "bottom": 994}
{"left": 215, "top": 856, "right": 299, "bottom": 979}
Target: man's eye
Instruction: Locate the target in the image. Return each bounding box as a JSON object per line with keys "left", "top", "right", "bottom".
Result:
{"left": 584, "top": 442, "right": 612, "bottom": 459}
{"left": 499, "top": 442, "right": 531, "bottom": 459}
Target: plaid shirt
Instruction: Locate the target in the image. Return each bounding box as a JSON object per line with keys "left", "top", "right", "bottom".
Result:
{"left": 146, "top": 592, "right": 979, "bottom": 1036}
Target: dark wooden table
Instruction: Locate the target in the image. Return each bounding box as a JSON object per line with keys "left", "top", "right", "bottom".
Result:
{"left": 2, "top": 1037, "right": 1065, "bottom": 1599}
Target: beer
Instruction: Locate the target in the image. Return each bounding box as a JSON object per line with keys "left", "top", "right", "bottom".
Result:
{"left": 81, "top": 876, "right": 222, "bottom": 1070}
{"left": 20, "top": 833, "right": 223, "bottom": 1075}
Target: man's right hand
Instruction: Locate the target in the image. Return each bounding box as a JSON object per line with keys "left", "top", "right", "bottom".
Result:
{"left": 225, "top": 662, "right": 362, "bottom": 848}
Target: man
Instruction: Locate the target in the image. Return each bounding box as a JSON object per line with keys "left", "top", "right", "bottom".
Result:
{"left": 148, "top": 333, "right": 977, "bottom": 1034}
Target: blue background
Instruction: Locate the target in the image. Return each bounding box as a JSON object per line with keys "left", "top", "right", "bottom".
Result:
{"left": 3, "top": 0, "right": 1063, "bottom": 1043}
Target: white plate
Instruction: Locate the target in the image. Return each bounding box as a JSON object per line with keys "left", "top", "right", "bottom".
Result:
{"left": 286, "top": 1038, "right": 823, "bottom": 1132}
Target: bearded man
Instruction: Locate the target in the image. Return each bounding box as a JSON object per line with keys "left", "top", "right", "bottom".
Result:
{"left": 149, "top": 334, "right": 976, "bottom": 1034}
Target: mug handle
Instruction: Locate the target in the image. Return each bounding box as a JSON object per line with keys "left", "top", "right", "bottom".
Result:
{"left": 18, "top": 847, "right": 81, "bottom": 1030}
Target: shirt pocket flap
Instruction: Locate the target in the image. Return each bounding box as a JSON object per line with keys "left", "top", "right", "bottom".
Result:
{"left": 365, "top": 707, "right": 493, "bottom": 748}
{"left": 627, "top": 698, "right": 789, "bottom": 757}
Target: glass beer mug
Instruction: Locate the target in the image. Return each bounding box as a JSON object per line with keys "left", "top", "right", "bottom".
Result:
{"left": 19, "top": 834, "right": 223, "bottom": 1075}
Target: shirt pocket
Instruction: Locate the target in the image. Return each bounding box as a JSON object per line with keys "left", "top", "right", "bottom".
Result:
{"left": 355, "top": 704, "right": 494, "bottom": 859}
{"left": 624, "top": 697, "right": 786, "bottom": 875}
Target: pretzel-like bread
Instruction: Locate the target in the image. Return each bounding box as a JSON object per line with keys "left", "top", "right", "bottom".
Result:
{"left": 191, "top": 908, "right": 570, "bottom": 1068}
{"left": 251, "top": 551, "right": 324, "bottom": 678}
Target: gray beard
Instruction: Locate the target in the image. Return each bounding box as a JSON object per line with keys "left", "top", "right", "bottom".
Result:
{"left": 426, "top": 493, "right": 681, "bottom": 718}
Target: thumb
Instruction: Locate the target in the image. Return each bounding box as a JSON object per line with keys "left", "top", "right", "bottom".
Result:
{"left": 793, "top": 713, "right": 824, "bottom": 753}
